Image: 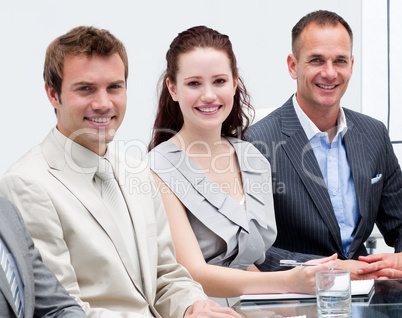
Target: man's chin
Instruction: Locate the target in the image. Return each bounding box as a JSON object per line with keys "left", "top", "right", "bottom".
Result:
{"left": 315, "top": 96, "right": 341, "bottom": 109}
{"left": 89, "top": 130, "right": 116, "bottom": 145}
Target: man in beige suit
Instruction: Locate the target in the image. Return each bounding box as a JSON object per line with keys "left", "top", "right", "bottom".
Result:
{"left": 0, "top": 26, "right": 241, "bottom": 318}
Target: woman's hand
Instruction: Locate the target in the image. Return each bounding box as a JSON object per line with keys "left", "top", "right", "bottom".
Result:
{"left": 286, "top": 253, "right": 337, "bottom": 294}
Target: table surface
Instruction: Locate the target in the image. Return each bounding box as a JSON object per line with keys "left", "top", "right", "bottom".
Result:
{"left": 232, "top": 280, "right": 402, "bottom": 318}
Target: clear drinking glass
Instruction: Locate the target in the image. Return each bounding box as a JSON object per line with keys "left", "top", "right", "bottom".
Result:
{"left": 316, "top": 270, "right": 351, "bottom": 317}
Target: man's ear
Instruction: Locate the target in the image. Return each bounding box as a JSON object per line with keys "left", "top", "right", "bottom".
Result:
{"left": 287, "top": 54, "right": 298, "bottom": 80}
{"left": 45, "top": 83, "right": 61, "bottom": 110}
{"left": 166, "top": 78, "right": 178, "bottom": 102}
{"left": 350, "top": 55, "right": 354, "bottom": 74}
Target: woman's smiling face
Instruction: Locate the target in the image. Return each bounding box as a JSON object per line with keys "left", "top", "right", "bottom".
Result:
{"left": 167, "top": 47, "right": 238, "bottom": 134}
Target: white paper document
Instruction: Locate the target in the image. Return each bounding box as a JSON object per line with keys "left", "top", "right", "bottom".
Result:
{"left": 240, "top": 279, "right": 374, "bottom": 302}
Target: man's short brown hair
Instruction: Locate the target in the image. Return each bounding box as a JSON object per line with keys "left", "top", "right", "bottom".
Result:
{"left": 43, "top": 26, "right": 128, "bottom": 96}
{"left": 292, "top": 10, "right": 353, "bottom": 59}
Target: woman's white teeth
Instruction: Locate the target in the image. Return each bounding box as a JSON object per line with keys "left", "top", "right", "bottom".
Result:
{"left": 89, "top": 117, "right": 111, "bottom": 123}
{"left": 198, "top": 106, "right": 219, "bottom": 112}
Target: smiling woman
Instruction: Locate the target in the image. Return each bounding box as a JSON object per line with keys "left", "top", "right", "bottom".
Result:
{"left": 148, "top": 25, "right": 253, "bottom": 150}
{"left": 147, "top": 25, "right": 336, "bottom": 300}
{"left": 166, "top": 47, "right": 238, "bottom": 137}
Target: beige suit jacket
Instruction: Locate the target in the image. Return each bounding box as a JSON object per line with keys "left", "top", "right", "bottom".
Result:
{"left": 0, "top": 129, "right": 207, "bottom": 318}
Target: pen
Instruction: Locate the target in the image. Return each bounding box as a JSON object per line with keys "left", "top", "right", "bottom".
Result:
{"left": 280, "top": 260, "right": 320, "bottom": 267}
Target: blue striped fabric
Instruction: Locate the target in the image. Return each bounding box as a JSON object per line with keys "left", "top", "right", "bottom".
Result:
{"left": 0, "top": 240, "right": 23, "bottom": 317}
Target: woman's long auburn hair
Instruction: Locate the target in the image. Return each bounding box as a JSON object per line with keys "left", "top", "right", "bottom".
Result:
{"left": 148, "top": 26, "right": 254, "bottom": 151}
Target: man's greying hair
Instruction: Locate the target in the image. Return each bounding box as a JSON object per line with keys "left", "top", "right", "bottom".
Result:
{"left": 291, "top": 10, "right": 353, "bottom": 59}
{"left": 43, "top": 26, "right": 128, "bottom": 97}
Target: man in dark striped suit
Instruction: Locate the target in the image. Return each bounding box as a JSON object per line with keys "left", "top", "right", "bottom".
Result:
{"left": 246, "top": 10, "right": 402, "bottom": 279}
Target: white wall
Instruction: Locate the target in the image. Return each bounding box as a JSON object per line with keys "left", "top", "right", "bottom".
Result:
{"left": 0, "top": 0, "right": 362, "bottom": 176}
{"left": 3, "top": 0, "right": 400, "bottom": 254}
{"left": 361, "top": 0, "right": 402, "bottom": 254}
{"left": 362, "top": 0, "right": 402, "bottom": 156}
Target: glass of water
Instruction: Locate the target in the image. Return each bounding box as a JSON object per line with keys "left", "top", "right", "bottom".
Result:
{"left": 316, "top": 270, "right": 351, "bottom": 317}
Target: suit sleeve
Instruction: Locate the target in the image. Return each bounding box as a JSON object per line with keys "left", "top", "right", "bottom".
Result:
{"left": 0, "top": 174, "right": 159, "bottom": 318}
{"left": 375, "top": 125, "right": 402, "bottom": 252}
{"left": 148, "top": 171, "right": 208, "bottom": 318}
{"left": 256, "top": 246, "right": 325, "bottom": 272}
{"left": 3, "top": 199, "right": 86, "bottom": 317}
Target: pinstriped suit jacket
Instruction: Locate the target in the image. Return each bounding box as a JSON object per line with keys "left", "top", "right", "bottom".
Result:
{"left": 246, "top": 96, "right": 402, "bottom": 271}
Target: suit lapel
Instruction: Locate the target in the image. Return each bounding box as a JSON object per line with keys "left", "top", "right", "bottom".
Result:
{"left": 109, "top": 154, "right": 153, "bottom": 301}
{"left": 343, "top": 115, "right": 370, "bottom": 257}
{"left": 280, "top": 101, "right": 343, "bottom": 253}
{"left": 118, "top": 172, "right": 154, "bottom": 302}
{"left": 41, "top": 132, "right": 145, "bottom": 297}
{"left": 155, "top": 142, "right": 250, "bottom": 230}
{"left": 228, "top": 137, "right": 272, "bottom": 229}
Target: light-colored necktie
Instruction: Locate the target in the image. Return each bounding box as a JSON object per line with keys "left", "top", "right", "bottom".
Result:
{"left": 96, "top": 158, "right": 132, "bottom": 226}
{"left": 0, "top": 241, "right": 23, "bottom": 317}
{"left": 95, "top": 158, "right": 142, "bottom": 284}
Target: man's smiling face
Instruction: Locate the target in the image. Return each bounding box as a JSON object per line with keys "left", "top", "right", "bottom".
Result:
{"left": 288, "top": 22, "right": 354, "bottom": 113}
{"left": 46, "top": 52, "right": 127, "bottom": 156}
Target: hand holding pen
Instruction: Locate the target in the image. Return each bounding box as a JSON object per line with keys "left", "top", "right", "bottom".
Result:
{"left": 280, "top": 254, "right": 337, "bottom": 270}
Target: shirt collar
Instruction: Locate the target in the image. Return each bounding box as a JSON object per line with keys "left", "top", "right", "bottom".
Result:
{"left": 292, "top": 94, "right": 348, "bottom": 141}
{"left": 52, "top": 127, "right": 105, "bottom": 181}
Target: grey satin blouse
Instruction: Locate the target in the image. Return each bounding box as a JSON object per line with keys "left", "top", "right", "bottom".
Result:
{"left": 149, "top": 137, "right": 277, "bottom": 270}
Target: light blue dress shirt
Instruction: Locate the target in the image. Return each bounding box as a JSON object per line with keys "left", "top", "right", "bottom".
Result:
{"left": 0, "top": 236, "right": 24, "bottom": 314}
{"left": 293, "top": 95, "right": 359, "bottom": 256}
